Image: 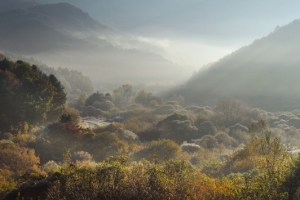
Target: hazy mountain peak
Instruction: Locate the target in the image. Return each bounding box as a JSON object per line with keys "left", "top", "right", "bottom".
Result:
{"left": 0, "top": 1, "right": 190, "bottom": 91}
{"left": 0, "top": 0, "right": 39, "bottom": 11}
{"left": 28, "top": 3, "right": 110, "bottom": 32}
{"left": 170, "top": 18, "right": 300, "bottom": 111}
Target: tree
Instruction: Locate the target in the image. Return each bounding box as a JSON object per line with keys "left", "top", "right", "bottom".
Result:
{"left": 112, "top": 85, "right": 134, "bottom": 109}
{"left": 46, "top": 74, "right": 67, "bottom": 122}
{"left": 56, "top": 67, "right": 94, "bottom": 95}
{"left": 134, "top": 90, "right": 163, "bottom": 107}
{"left": 0, "top": 60, "right": 66, "bottom": 132}
{"left": 0, "top": 142, "right": 40, "bottom": 178}
{"left": 213, "top": 98, "right": 247, "bottom": 127}
{"left": 156, "top": 113, "right": 198, "bottom": 143}
{"left": 85, "top": 91, "right": 111, "bottom": 106}
{"left": 77, "top": 93, "right": 87, "bottom": 107}
{"left": 168, "top": 93, "right": 185, "bottom": 106}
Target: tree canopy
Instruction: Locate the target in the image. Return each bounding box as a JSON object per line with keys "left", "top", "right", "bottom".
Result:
{"left": 0, "top": 59, "right": 66, "bottom": 132}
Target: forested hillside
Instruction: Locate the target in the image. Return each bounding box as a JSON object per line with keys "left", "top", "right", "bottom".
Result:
{"left": 1, "top": 52, "right": 94, "bottom": 96}
{"left": 0, "top": 59, "right": 66, "bottom": 131}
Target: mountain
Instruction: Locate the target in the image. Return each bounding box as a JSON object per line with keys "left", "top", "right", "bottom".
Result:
{"left": 0, "top": 0, "right": 39, "bottom": 11}
{"left": 0, "top": 3, "right": 112, "bottom": 53}
{"left": 0, "top": 2, "right": 190, "bottom": 91}
{"left": 169, "top": 19, "right": 300, "bottom": 111}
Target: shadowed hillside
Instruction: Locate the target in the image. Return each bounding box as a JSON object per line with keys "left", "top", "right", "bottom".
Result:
{"left": 0, "top": 3, "right": 111, "bottom": 53}
{"left": 169, "top": 19, "right": 300, "bottom": 111}
{"left": 0, "top": 0, "right": 39, "bottom": 11}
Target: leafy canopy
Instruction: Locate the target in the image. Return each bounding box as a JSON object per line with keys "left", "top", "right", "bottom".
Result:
{"left": 0, "top": 59, "right": 66, "bottom": 132}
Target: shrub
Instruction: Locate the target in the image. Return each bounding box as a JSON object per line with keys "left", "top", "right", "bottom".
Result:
{"left": 134, "top": 90, "right": 163, "bottom": 108}
{"left": 214, "top": 132, "right": 234, "bottom": 147}
{"left": 113, "top": 129, "right": 139, "bottom": 143}
{"left": 94, "top": 123, "right": 123, "bottom": 134}
{"left": 194, "top": 135, "right": 218, "bottom": 150}
{"left": 82, "top": 106, "right": 103, "bottom": 117}
{"left": 153, "top": 101, "right": 182, "bottom": 115}
{"left": 190, "top": 156, "right": 200, "bottom": 166}
{"left": 123, "top": 116, "right": 153, "bottom": 134}
{"left": 193, "top": 114, "right": 208, "bottom": 126}
{"left": 85, "top": 92, "right": 111, "bottom": 106}
{"left": 93, "top": 100, "right": 115, "bottom": 111}
{"left": 232, "top": 130, "right": 250, "bottom": 143}
{"left": 64, "top": 107, "right": 81, "bottom": 125}
{"left": 0, "top": 174, "right": 16, "bottom": 199}
{"left": 83, "top": 132, "right": 128, "bottom": 161}
{"left": 132, "top": 139, "right": 180, "bottom": 161}
{"left": 72, "top": 151, "right": 93, "bottom": 162}
{"left": 201, "top": 158, "right": 223, "bottom": 177}
{"left": 196, "top": 121, "right": 217, "bottom": 137}
{"left": 228, "top": 123, "right": 248, "bottom": 135}
{"left": 0, "top": 141, "right": 41, "bottom": 194}
{"left": 42, "top": 161, "right": 60, "bottom": 173}
{"left": 180, "top": 142, "right": 201, "bottom": 153}
{"left": 138, "top": 128, "right": 161, "bottom": 142}
{"left": 157, "top": 113, "right": 198, "bottom": 143}
{"left": 167, "top": 94, "right": 185, "bottom": 105}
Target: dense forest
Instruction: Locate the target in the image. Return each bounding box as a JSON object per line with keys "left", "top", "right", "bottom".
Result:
{"left": 2, "top": 58, "right": 300, "bottom": 199}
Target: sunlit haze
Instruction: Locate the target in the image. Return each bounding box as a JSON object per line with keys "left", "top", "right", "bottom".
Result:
{"left": 4, "top": 1, "right": 300, "bottom": 198}
{"left": 37, "top": 0, "right": 300, "bottom": 69}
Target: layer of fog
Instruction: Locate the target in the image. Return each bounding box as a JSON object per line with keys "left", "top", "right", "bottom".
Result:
{"left": 99, "top": 32, "right": 237, "bottom": 70}
{"left": 36, "top": 0, "right": 300, "bottom": 70}
{"left": 5, "top": 0, "right": 300, "bottom": 95}
{"left": 166, "top": 18, "right": 300, "bottom": 111}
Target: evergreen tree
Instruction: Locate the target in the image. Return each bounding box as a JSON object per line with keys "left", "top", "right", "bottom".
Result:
{"left": 0, "top": 60, "right": 67, "bottom": 132}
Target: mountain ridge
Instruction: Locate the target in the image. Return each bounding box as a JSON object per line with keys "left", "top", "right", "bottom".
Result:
{"left": 0, "top": 2, "right": 190, "bottom": 91}
{"left": 170, "top": 19, "right": 300, "bottom": 111}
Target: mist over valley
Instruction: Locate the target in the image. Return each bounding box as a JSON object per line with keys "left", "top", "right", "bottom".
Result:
{"left": 3, "top": 1, "right": 300, "bottom": 199}
{"left": 0, "top": 1, "right": 191, "bottom": 91}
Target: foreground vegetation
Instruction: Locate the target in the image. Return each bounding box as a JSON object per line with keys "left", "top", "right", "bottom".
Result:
{"left": 2, "top": 59, "right": 300, "bottom": 199}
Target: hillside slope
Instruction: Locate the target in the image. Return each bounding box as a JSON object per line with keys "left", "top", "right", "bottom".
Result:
{"left": 0, "top": 0, "right": 39, "bottom": 11}
{"left": 0, "top": 2, "right": 190, "bottom": 90}
{"left": 171, "top": 20, "right": 300, "bottom": 111}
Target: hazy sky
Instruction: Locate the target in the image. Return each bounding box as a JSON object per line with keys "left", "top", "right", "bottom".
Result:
{"left": 36, "top": 0, "right": 300, "bottom": 70}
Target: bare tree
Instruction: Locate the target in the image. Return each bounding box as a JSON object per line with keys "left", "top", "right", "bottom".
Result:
{"left": 213, "top": 98, "right": 247, "bottom": 127}
{"left": 112, "top": 84, "right": 134, "bottom": 109}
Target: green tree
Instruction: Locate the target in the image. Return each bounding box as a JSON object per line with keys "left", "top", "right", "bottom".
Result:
{"left": 0, "top": 60, "right": 66, "bottom": 132}
{"left": 85, "top": 91, "right": 111, "bottom": 106}
{"left": 77, "top": 93, "right": 87, "bottom": 107}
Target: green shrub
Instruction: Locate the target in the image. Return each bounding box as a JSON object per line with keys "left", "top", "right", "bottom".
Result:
{"left": 83, "top": 132, "right": 128, "bottom": 161}
{"left": 137, "top": 128, "right": 161, "bottom": 142}
{"left": 132, "top": 139, "right": 180, "bottom": 161}
{"left": 195, "top": 135, "right": 218, "bottom": 150}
